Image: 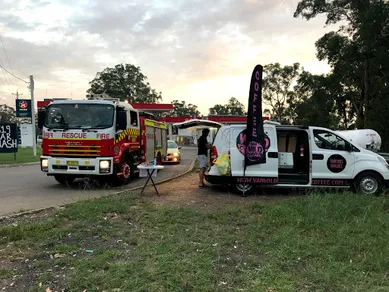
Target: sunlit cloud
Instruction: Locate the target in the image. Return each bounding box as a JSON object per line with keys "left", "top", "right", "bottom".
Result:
{"left": 0, "top": 0, "right": 336, "bottom": 114}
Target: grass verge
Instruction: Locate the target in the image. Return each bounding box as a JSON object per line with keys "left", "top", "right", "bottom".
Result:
{"left": 0, "top": 147, "right": 42, "bottom": 165}
{"left": 0, "top": 192, "right": 388, "bottom": 291}
{"left": 194, "top": 157, "right": 199, "bottom": 170}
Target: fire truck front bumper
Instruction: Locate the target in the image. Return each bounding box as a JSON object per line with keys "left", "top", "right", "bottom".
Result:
{"left": 40, "top": 156, "right": 114, "bottom": 176}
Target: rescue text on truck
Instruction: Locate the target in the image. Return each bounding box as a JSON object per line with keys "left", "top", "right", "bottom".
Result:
{"left": 37, "top": 94, "right": 168, "bottom": 185}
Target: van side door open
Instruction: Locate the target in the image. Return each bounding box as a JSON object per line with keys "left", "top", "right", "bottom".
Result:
{"left": 310, "top": 127, "right": 356, "bottom": 185}
{"left": 276, "top": 127, "right": 310, "bottom": 185}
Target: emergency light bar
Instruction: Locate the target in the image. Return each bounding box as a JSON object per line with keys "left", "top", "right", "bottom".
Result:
{"left": 86, "top": 93, "right": 120, "bottom": 103}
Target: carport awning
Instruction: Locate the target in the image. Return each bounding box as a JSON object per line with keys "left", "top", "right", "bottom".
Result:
{"left": 173, "top": 119, "right": 223, "bottom": 129}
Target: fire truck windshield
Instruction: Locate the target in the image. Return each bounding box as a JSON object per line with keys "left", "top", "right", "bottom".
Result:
{"left": 44, "top": 103, "right": 115, "bottom": 130}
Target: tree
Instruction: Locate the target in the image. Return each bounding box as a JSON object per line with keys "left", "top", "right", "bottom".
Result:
{"left": 325, "top": 72, "right": 358, "bottom": 129}
{"left": 262, "top": 62, "right": 302, "bottom": 123}
{"left": 209, "top": 104, "right": 229, "bottom": 115}
{"left": 87, "top": 64, "right": 163, "bottom": 103}
{"left": 166, "top": 100, "right": 201, "bottom": 117}
{"left": 209, "top": 97, "right": 246, "bottom": 115}
{"left": 293, "top": 71, "right": 340, "bottom": 129}
{"left": 294, "top": 0, "right": 389, "bottom": 129}
{"left": 0, "top": 104, "right": 16, "bottom": 123}
{"left": 227, "top": 97, "right": 246, "bottom": 115}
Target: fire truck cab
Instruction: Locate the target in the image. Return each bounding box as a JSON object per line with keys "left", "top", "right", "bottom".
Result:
{"left": 38, "top": 94, "right": 168, "bottom": 185}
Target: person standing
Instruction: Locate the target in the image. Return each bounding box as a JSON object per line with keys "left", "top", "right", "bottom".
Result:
{"left": 198, "top": 128, "right": 210, "bottom": 187}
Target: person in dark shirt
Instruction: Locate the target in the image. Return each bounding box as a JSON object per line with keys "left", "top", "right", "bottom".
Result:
{"left": 198, "top": 128, "right": 210, "bottom": 187}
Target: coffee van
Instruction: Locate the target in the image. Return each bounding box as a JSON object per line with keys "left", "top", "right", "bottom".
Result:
{"left": 176, "top": 120, "right": 389, "bottom": 195}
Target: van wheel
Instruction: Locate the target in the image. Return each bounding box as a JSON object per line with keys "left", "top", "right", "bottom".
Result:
{"left": 231, "top": 183, "right": 255, "bottom": 196}
{"left": 353, "top": 171, "right": 383, "bottom": 195}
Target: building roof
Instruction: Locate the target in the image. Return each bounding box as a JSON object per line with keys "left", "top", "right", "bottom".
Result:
{"left": 130, "top": 103, "right": 174, "bottom": 112}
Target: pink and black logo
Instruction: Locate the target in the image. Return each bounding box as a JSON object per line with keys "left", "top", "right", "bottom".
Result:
{"left": 236, "top": 130, "right": 270, "bottom": 162}
{"left": 327, "top": 154, "right": 347, "bottom": 173}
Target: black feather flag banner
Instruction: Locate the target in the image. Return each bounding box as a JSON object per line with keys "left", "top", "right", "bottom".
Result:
{"left": 244, "top": 64, "right": 267, "bottom": 170}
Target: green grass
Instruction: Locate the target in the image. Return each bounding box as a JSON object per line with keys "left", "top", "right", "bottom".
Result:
{"left": 0, "top": 192, "right": 388, "bottom": 291}
{"left": 194, "top": 157, "right": 199, "bottom": 169}
{"left": 0, "top": 146, "right": 42, "bottom": 164}
{"left": 0, "top": 268, "right": 16, "bottom": 279}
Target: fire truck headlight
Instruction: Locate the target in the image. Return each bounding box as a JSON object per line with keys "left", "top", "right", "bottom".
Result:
{"left": 99, "top": 160, "right": 110, "bottom": 173}
{"left": 41, "top": 158, "right": 48, "bottom": 172}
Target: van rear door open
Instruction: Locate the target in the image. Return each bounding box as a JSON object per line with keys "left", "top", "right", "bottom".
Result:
{"left": 229, "top": 125, "right": 278, "bottom": 181}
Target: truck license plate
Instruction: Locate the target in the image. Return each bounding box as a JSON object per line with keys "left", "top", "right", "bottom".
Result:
{"left": 67, "top": 160, "right": 79, "bottom": 166}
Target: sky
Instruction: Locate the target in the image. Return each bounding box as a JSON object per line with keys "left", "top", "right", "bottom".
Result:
{"left": 0, "top": 0, "right": 337, "bottom": 115}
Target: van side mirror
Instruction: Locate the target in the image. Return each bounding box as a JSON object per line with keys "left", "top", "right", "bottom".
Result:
{"left": 116, "top": 111, "right": 127, "bottom": 131}
{"left": 37, "top": 109, "right": 46, "bottom": 129}
{"left": 178, "top": 146, "right": 182, "bottom": 150}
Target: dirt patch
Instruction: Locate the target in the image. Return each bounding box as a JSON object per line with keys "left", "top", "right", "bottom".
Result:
{"left": 138, "top": 171, "right": 294, "bottom": 210}
{"left": 0, "top": 208, "right": 59, "bottom": 227}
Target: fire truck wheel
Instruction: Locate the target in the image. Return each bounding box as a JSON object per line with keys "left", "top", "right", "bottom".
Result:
{"left": 54, "top": 175, "right": 75, "bottom": 185}
{"left": 121, "top": 153, "right": 136, "bottom": 184}
{"left": 110, "top": 170, "right": 127, "bottom": 187}
{"left": 128, "top": 153, "right": 136, "bottom": 179}
{"left": 121, "top": 163, "right": 131, "bottom": 181}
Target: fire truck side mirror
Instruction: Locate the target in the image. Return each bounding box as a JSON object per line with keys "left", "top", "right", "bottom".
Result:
{"left": 117, "top": 111, "right": 127, "bottom": 131}
{"left": 38, "top": 109, "right": 46, "bottom": 129}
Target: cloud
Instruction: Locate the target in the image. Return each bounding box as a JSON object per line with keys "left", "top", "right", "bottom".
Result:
{"left": 0, "top": 0, "right": 335, "bottom": 114}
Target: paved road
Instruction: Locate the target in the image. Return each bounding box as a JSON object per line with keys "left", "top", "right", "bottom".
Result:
{"left": 0, "top": 148, "right": 197, "bottom": 217}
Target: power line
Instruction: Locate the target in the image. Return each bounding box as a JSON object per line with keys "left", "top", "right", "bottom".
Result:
{"left": 0, "top": 63, "right": 28, "bottom": 83}
{"left": 0, "top": 35, "right": 14, "bottom": 75}
{"left": 0, "top": 55, "right": 12, "bottom": 87}
{"left": 0, "top": 35, "right": 15, "bottom": 87}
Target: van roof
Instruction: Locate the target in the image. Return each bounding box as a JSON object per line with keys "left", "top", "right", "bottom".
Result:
{"left": 226, "top": 120, "right": 280, "bottom": 127}
{"left": 225, "top": 122, "right": 308, "bottom": 130}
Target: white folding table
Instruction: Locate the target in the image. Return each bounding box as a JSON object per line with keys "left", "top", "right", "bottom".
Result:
{"left": 137, "top": 164, "right": 164, "bottom": 196}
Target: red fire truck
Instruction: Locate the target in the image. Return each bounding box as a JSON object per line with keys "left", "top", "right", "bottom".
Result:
{"left": 37, "top": 94, "right": 168, "bottom": 185}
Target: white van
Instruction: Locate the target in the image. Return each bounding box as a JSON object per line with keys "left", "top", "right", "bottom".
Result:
{"left": 203, "top": 121, "right": 389, "bottom": 195}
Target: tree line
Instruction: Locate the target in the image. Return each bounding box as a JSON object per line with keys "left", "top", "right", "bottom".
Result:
{"left": 86, "top": 63, "right": 247, "bottom": 117}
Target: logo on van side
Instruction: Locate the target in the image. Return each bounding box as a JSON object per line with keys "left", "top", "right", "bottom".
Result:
{"left": 236, "top": 130, "right": 270, "bottom": 161}
{"left": 327, "top": 154, "right": 347, "bottom": 173}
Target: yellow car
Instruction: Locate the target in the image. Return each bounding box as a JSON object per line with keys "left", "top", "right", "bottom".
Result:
{"left": 165, "top": 140, "right": 182, "bottom": 163}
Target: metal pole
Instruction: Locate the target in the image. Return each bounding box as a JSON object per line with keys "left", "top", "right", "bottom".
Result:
{"left": 30, "top": 75, "right": 37, "bottom": 159}
{"left": 13, "top": 91, "right": 22, "bottom": 149}
{"left": 168, "top": 124, "right": 173, "bottom": 140}
{"left": 12, "top": 91, "right": 23, "bottom": 99}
